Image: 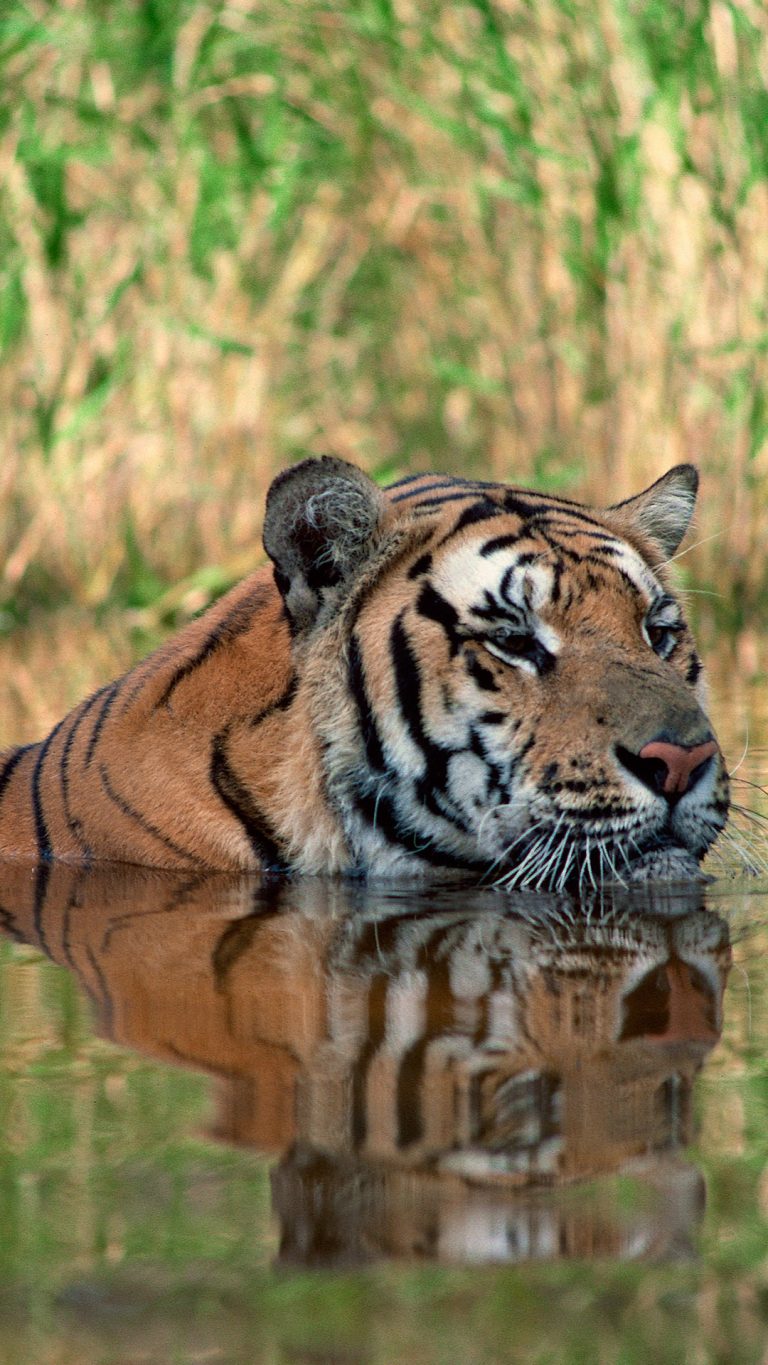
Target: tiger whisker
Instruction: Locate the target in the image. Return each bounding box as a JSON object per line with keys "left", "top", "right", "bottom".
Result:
{"left": 500, "top": 834, "right": 550, "bottom": 887}
{"left": 655, "top": 531, "right": 722, "bottom": 568}
{"left": 531, "top": 819, "right": 569, "bottom": 889}
{"left": 730, "top": 774, "right": 768, "bottom": 798}
{"left": 730, "top": 802, "right": 768, "bottom": 830}
{"left": 502, "top": 830, "right": 559, "bottom": 889}
{"left": 713, "top": 826, "right": 768, "bottom": 876}
{"left": 599, "top": 839, "right": 628, "bottom": 887}
{"left": 489, "top": 814, "right": 553, "bottom": 886}
{"left": 727, "top": 723, "right": 750, "bottom": 778}
{"left": 371, "top": 778, "right": 392, "bottom": 836}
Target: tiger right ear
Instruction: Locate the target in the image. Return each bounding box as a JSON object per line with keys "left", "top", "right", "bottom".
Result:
{"left": 263, "top": 457, "right": 387, "bottom": 632}
{"left": 605, "top": 464, "right": 698, "bottom": 561}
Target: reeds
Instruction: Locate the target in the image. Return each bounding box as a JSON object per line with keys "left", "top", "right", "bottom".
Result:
{"left": 0, "top": 0, "right": 767, "bottom": 627}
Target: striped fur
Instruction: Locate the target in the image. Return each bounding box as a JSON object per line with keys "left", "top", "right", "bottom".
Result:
{"left": 0, "top": 458, "right": 729, "bottom": 885}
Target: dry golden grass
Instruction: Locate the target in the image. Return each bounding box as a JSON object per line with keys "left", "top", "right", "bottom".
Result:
{"left": 0, "top": 0, "right": 767, "bottom": 628}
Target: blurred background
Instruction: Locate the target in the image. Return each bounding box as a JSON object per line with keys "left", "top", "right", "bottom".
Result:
{"left": 1, "top": 0, "right": 767, "bottom": 734}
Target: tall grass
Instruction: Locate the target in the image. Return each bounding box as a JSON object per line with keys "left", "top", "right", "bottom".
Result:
{"left": 1, "top": 0, "right": 767, "bottom": 628}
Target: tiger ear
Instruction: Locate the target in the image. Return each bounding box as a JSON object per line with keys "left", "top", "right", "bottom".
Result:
{"left": 263, "top": 457, "right": 387, "bottom": 631}
{"left": 605, "top": 464, "right": 698, "bottom": 560}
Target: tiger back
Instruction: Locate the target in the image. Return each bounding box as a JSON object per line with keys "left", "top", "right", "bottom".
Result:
{"left": 0, "top": 457, "right": 730, "bottom": 887}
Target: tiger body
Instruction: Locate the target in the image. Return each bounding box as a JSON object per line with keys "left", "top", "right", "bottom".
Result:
{"left": 0, "top": 459, "right": 730, "bottom": 887}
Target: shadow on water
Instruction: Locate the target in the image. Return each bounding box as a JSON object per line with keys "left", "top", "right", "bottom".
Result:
{"left": 0, "top": 862, "right": 731, "bottom": 1271}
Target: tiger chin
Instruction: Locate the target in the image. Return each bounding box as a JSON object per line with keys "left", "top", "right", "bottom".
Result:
{"left": 0, "top": 457, "right": 729, "bottom": 889}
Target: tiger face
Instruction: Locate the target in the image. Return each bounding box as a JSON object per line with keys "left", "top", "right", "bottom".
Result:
{"left": 266, "top": 459, "right": 729, "bottom": 886}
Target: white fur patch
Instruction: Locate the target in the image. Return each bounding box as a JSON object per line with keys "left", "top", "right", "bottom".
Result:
{"left": 434, "top": 542, "right": 564, "bottom": 653}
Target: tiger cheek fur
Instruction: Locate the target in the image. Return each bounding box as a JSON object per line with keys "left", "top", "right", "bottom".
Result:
{"left": 0, "top": 456, "right": 729, "bottom": 887}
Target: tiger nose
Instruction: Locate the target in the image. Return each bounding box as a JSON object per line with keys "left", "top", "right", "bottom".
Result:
{"left": 636, "top": 738, "right": 718, "bottom": 797}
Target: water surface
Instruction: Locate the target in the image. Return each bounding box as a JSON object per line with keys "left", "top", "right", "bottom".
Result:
{"left": 1, "top": 860, "right": 768, "bottom": 1364}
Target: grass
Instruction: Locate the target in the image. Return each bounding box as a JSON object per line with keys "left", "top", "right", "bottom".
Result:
{"left": 0, "top": 0, "right": 767, "bottom": 638}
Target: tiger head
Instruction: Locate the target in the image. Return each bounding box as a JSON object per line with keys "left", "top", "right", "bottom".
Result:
{"left": 263, "top": 457, "right": 729, "bottom": 887}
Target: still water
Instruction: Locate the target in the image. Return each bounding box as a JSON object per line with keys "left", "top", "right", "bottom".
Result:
{"left": 1, "top": 642, "right": 768, "bottom": 1363}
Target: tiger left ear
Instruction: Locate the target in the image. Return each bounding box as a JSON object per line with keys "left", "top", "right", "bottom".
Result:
{"left": 605, "top": 464, "right": 698, "bottom": 560}
{"left": 263, "top": 456, "right": 387, "bottom": 631}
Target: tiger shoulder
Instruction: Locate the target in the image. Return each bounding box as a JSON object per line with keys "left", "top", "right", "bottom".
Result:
{"left": 0, "top": 457, "right": 729, "bottom": 888}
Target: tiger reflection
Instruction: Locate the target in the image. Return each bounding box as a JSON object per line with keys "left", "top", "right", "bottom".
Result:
{"left": 0, "top": 864, "right": 730, "bottom": 1265}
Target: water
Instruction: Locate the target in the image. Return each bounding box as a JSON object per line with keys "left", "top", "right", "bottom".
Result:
{"left": 1, "top": 860, "right": 767, "bottom": 1364}
{"left": 1, "top": 644, "right": 768, "bottom": 1363}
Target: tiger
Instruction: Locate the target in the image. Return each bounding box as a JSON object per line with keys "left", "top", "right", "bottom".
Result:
{"left": 0, "top": 863, "right": 731, "bottom": 1264}
{"left": 0, "top": 456, "right": 730, "bottom": 888}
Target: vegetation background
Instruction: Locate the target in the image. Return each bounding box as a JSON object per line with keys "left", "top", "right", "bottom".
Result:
{"left": 1, "top": 0, "right": 768, "bottom": 657}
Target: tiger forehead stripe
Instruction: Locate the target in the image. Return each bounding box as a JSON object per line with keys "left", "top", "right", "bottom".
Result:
{"left": 605, "top": 539, "right": 664, "bottom": 600}
{"left": 433, "top": 540, "right": 563, "bottom": 623}
{"left": 477, "top": 511, "right": 664, "bottom": 607}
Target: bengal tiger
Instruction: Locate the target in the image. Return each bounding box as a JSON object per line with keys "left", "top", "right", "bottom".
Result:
{"left": 0, "top": 457, "right": 730, "bottom": 887}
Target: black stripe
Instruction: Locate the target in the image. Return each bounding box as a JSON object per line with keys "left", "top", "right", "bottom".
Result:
{"left": 0, "top": 744, "right": 33, "bottom": 808}
{"left": 85, "top": 943, "right": 116, "bottom": 1037}
{"left": 397, "top": 959, "right": 452, "bottom": 1147}
{"left": 33, "top": 860, "right": 52, "bottom": 957}
{"left": 504, "top": 496, "right": 613, "bottom": 531}
{"left": 534, "top": 535, "right": 583, "bottom": 565}
{"left": 500, "top": 493, "right": 538, "bottom": 519}
{"left": 390, "top": 614, "right": 450, "bottom": 789}
{"left": 210, "top": 731, "right": 287, "bottom": 871}
{"left": 60, "top": 688, "right": 108, "bottom": 853}
{"left": 84, "top": 683, "right": 120, "bottom": 767}
{"left": 249, "top": 673, "right": 298, "bottom": 728}
{"left": 31, "top": 717, "right": 69, "bottom": 862}
{"left": 212, "top": 898, "right": 285, "bottom": 990}
{"left": 535, "top": 522, "right": 605, "bottom": 539}
{"left": 468, "top": 726, "right": 506, "bottom": 792}
{"left": 516, "top": 733, "right": 535, "bottom": 762}
{"left": 347, "top": 635, "right": 386, "bottom": 772}
{"left": 400, "top": 490, "right": 480, "bottom": 509}
{"left": 0, "top": 903, "right": 26, "bottom": 944}
{"left": 389, "top": 474, "right": 497, "bottom": 494}
{"left": 389, "top": 479, "right": 460, "bottom": 502}
{"left": 353, "top": 786, "right": 482, "bottom": 870}
{"left": 99, "top": 763, "right": 201, "bottom": 865}
{"left": 387, "top": 614, "right": 481, "bottom": 850}
{"left": 686, "top": 654, "right": 702, "bottom": 685}
{"left": 100, "top": 872, "right": 211, "bottom": 950}
{"left": 464, "top": 651, "right": 500, "bottom": 692}
{"left": 387, "top": 472, "right": 429, "bottom": 489}
{"left": 614, "top": 565, "right": 644, "bottom": 596}
{"left": 437, "top": 500, "right": 503, "bottom": 545}
{"left": 351, "top": 973, "right": 388, "bottom": 1145}
{"left": 350, "top": 910, "right": 425, "bottom": 967}
{"left": 416, "top": 582, "right": 461, "bottom": 655}
{"left": 61, "top": 871, "right": 89, "bottom": 972}
{"left": 479, "top": 531, "right": 525, "bottom": 557}
{"left": 157, "top": 586, "right": 271, "bottom": 710}
{"left": 407, "top": 552, "right": 433, "bottom": 579}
